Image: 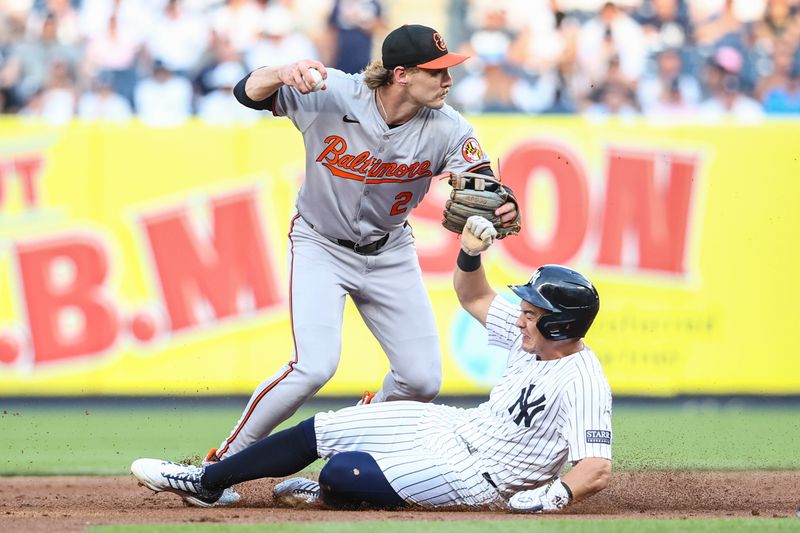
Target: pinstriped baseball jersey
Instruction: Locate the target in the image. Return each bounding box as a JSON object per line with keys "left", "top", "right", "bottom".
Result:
{"left": 461, "top": 295, "right": 612, "bottom": 495}
{"left": 314, "top": 295, "right": 612, "bottom": 507}
{"left": 272, "top": 68, "right": 491, "bottom": 244}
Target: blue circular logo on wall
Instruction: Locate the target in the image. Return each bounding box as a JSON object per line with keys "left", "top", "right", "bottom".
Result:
{"left": 450, "top": 296, "right": 518, "bottom": 386}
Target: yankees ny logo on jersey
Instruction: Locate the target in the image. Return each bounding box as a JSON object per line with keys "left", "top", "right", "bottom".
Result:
{"left": 508, "top": 384, "right": 546, "bottom": 427}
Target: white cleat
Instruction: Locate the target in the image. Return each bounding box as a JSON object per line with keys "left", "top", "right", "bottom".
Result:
{"left": 131, "top": 458, "right": 224, "bottom": 508}
{"left": 273, "top": 477, "right": 322, "bottom": 508}
{"left": 212, "top": 487, "right": 242, "bottom": 507}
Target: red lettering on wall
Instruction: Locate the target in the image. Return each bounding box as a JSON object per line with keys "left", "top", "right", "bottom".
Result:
{"left": 142, "top": 190, "right": 281, "bottom": 331}
{"left": 0, "top": 155, "right": 45, "bottom": 209}
{"left": 15, "top": 156, "right": 43, "bottom": 207}
{"left": 501, "top": 142, "right": 590, "bottom": 266}
{"left": 597, "top": 149, "right": 699, "bottom": 273}
{"left": 16, "top": 235, "right": 118, "bottom": 366}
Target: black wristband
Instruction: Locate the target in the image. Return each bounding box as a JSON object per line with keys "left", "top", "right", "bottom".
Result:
{"left": 233, "top": 71, "right": 276, "bottom": 110}
{"left": 560, "top": 480, "right": 574, "bottom": 502}
{"left": 457, "top": 249, "right": 481, "bottom": 272}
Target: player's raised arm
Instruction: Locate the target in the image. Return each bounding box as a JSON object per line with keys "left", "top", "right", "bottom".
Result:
{"left": 234, "top": 60, "right": 328, "bottom": 109}
{"left": 453, "top": 216, "right": 498, "bottom": 326}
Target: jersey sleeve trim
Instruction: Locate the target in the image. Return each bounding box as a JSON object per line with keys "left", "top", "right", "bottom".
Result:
{"left": 466, "top": 162, "right": 492, "bottom": 174}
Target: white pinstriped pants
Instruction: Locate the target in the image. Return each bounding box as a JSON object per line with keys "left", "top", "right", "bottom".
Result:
{"left": 315, "top": 401, "right": 504, "bottom": 508}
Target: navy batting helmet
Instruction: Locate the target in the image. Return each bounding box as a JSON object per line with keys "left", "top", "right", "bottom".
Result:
{"left": 509, "top": 265, "right": 599, "bottom": 341}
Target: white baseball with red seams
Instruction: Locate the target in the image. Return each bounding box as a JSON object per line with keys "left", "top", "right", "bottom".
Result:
{"left": 216, "top": 68, "right": 494, "bottom": 459}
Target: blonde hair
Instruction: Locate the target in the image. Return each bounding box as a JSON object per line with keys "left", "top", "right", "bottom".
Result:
{"left": 362, "top": 60, "right": 419, "bottom": 89}
{"left": 363, "top": 60, "right": 392, "bottom": 89}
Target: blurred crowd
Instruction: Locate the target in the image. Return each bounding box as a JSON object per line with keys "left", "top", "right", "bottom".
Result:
{"left": 451, "top": 0, "right": 800, "bottom": 122}
{"left": 0, "top": 0, "right": 798, "bottom": 125}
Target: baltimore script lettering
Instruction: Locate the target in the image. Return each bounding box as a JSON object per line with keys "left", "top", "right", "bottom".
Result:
{"left": 315, "top": 135, "right": 434, "bottom": 181}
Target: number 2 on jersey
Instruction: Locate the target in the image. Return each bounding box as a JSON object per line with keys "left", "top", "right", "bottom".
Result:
{"left": 390, "top": 191, "right": 413, "bottom": 215}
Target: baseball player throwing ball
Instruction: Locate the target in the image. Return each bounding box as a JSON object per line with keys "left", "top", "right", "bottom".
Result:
{"left": 189, "top": 23, "right": 519, "bottom": 504}
{"left": 131, "top": 216, "right": 612, "bottom": 511}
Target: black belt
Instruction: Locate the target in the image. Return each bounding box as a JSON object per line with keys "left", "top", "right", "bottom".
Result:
{"left": 335, "top": 233, "right": 390, "bottom": 255}
{"left": 301, "top": 215, "right": 405, "bottom": 256}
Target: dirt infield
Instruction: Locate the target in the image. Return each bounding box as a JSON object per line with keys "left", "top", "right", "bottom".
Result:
{"left": 1, "top": 472, "right": 798, "bottom": 531}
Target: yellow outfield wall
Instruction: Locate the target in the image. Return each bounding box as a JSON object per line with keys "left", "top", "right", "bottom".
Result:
{"left": 0, "top": 117, "right": 798, "bottom": 396}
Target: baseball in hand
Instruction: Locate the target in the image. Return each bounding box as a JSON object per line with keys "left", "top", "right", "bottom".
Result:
{"left": 308, "top": 68, "right": 326, "bottom": 92}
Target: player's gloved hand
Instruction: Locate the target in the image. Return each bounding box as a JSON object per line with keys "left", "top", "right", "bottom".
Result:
{"left": 441, "top": 171, "right": 521, "bottom": 238}
{"left": 461, "top": 215, "right": 498, "bottom": 256}
{"left": 508, "top": 478, "right": 573, "bottom": 513}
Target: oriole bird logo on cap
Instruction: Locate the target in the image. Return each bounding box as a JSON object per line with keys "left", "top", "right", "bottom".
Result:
{"left": 433, "top": 33, "right": 447, "bottom": 52}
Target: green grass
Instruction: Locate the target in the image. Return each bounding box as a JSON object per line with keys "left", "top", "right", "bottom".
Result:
{"left": 88, "top": 519, "right": 800, "bottom": 532}
{"left": 0, "top": 402, "right": 330, "bottom": 475}
{"left": 612, "top": 404, "right": 800, "bottom": 470}
{"left": 1, "top": 402, "right": 799, "bottom": 475}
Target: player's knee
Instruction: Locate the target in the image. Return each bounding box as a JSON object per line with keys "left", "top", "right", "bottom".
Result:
{"left": 291, "top": 329, "right": 341, "bottom": 386}
{"left": 318, "top": 452, "right": 405, "bottom": 509}
{"left": 403, "top": 370, "right": 441, "bottom": 402}
{"left": 393, "top": 344, "right": 441, "bottom": 401}
{"left": 293, "top": 359, "right": 338, "bottom": 390}
{"left": 410, "top": 379, "right": 440, "bottom": 402}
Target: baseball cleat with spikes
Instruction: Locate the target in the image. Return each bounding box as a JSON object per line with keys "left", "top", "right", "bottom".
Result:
{"left": 203, "top": 447, "right": 222, "bottom": 464}
{"left": 131, "top": 458, "right": 224, "bottom": 508}
{"left": 273, "top": 477, "right": 322, "bottom": 508}
{"left": 357, "top": 390, "right": 376, "bottom": 406}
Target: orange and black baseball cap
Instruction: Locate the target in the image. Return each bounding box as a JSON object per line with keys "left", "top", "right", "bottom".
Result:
{"left": 382, "top": 24, "right": 469, "bottom": 70}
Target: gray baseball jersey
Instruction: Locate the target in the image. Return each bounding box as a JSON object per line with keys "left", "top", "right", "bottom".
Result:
{"left": 217, "top": 67, "right": 492, "bottom": 459}
{"left": 313, "top": 296, "right": 613, "bottom": 507}
{"left": 273, "top": 68, "right": 492, "bottom": 243}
